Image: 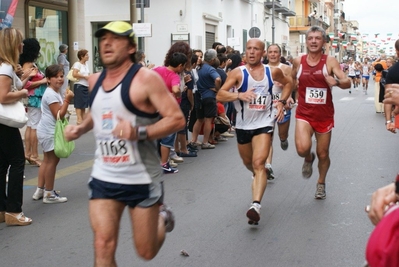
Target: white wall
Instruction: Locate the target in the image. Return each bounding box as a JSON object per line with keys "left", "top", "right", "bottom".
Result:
{"left": 82, "top": 0, "right": 291, "bottom": 67}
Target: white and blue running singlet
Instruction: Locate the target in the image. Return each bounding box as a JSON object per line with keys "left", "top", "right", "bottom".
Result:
{"left": 233, "top": 65, "right": 274, "bottom": 130}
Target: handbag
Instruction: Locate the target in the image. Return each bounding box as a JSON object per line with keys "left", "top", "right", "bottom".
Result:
{"left": 214, "top": 114, "right": 231, "bottom": 126}
{"left": 67, "top": 69, "right": 79, "bottom": 82}
{"left": 0, "top": 74, "right": 28, "bottom": 128}
{"left": 54, "top": 111, "right": 75, "bottom": 158}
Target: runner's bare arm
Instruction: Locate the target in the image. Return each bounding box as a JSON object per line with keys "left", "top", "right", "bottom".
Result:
{"left": 136, "top": 68, "right": 185, "bottom": 141}
{"left": 217, "top": 68, "right": 242, "bottom": 102}
{"left": 327, "top": 56, "right": 351, "bottom": 89}
{"left": 272, "top": 67, "right": 293, "bottom": 102}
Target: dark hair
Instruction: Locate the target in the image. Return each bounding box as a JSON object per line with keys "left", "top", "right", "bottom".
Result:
{"left": 169, "top": 52, "right": 188, "bottom": 68}
{"left": 191, "top": 54, "right": 198, "bottom": 65}
{"left": 227, "top": 53, "right": 242, "bottom": 70}
{"left": 77, "top": 49, "right": 88, "bottom": 60}
{"left": 45, "top": 64, "right": 64, "bottom": 78}
{"left": 212, "top": 42, "right": 223, "bottom": 49}
{"left": 216, "top": 45, "right": 226, "bottom": 54}
{"left": 374, "top": 63, "right": 383, "bottom": 72}
{"left": 164, "top": 41, "right": 191, "bottom": 66}
{"left": 19, "top": 38, "right": 41, "bottom": 66}
{"left": 211, "top": 57, "right": 220, "bottom": 68}
{"left": 217, "top": 53, "right": 228, "bottom": 64}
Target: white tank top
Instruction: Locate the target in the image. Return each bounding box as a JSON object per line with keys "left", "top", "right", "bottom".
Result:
{"left": 90, "top": 65, "right": 161, "bottom": 185}
{"left": 233, "top": 65, "right": 274, "bottom": 130}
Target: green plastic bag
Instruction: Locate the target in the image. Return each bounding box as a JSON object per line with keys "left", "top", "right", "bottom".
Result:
{"left": 54, "top": 111, "right": 75, "bottom": 158}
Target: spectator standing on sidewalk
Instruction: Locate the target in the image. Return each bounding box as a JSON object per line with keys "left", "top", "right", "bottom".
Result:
{"left": 20, "top": 38, "right": 47, "bottom": 167}
{"left": 33, "top": 64, "right": 74, "bottom": 203}
{"left": 0, "top": 28, "right": 32, "bottom": 226}
{"left": 71, "top": 49, "right": 90, "bottom": 125}
{"left": 57, "top": 44, "right": 69, "bottom": 98}
{"left": 153, "top": 52, "right": 188, "bottom": 174}
{"left": 190, "top": 49, "right": 221, "bottom": 149}
{"left": 64, "top": 21, "right": 185, "bottom": 265}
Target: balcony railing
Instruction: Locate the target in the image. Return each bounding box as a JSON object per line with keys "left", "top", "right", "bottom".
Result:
{"left": 264, "top": 0, "right": 296, "bottom": 17}
{"left": 289, "top": 15, "right": 330, "bottom": 30}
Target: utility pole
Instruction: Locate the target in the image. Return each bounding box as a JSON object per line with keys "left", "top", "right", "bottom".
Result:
{"left": 272, "top": 0, "right": 275, "bottom": 44}
{"left": 130, "top": 0, "right": 137, "bottom": 25}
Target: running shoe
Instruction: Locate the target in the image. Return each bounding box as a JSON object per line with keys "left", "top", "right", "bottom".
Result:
{"left": 32, "top": 187, "right": 44, "bottom": 200}
{"left": 315, "top": 183, "right": 326, "bottom": 199}
{"left": 246, "top": 203, "right": 261, "bottom": 225}
{"left": 160, "top": 204, "right": 175, "bottom": 232}
{"left": 266, "top": 165, "right": 275, "bottom": 181}
{"left": 43, "top": 190, "right": 68, "bottom": 204}
{"left": 280, "top": 139, "right": 289, "bottom": 151}
{"left": 162, "top": 162, "right": 178, "bottom": 174}
{"left": 302, "top": 152, "right": 315, "bottom": 178}
{"left": 201, "top": 143, "right": 215, "bottom": 149}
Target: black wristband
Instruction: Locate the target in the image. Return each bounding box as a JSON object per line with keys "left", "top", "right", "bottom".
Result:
{"left": 396, "top": 174, "right": 399, "bottom": 195}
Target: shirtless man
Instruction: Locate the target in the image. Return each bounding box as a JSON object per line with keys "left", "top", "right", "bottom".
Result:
{"left": 217, "top": 38, "right": 292, "bottom": 225}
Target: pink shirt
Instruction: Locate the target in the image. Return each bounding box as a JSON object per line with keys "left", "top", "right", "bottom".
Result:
{"left": 153, "top": 66, "right": 181, "bottom": 103}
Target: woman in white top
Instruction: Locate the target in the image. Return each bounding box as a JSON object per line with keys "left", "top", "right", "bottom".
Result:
{"left": 0, "top": 28, "right": 32, "bottom": 226}
{"left": 71, "top": 49, "right": 90, "bottom": 124}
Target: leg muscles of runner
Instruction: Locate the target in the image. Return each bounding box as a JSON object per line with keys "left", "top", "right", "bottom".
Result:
{"left": 278, "top": 119, "right": 290, "bottom": 141}
{"left": 238, "top": 142, "right": 254, "bottom": 173}
{"left": 315, "top": 131, "right": 332, "bottom": 184}
{"left": 131, "top": 204, "right": 165, "bottom": 260}
{"left": 251, "top": 133, "right": 271, "bottom": 202}
{"left": 89, "top": 199, "right": 125, "bottom": 267}
{"left": 295, "top": 119, "right": 314, "bottom": 161}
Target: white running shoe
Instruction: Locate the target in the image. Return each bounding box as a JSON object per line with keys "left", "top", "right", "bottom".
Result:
{"left": 43, "top": 191, "right": 68, "bottom": 204}
{"left": 246, "top": 203, "right": 261, "bottom": 225}
{"left": 32, "top": 188, "right": 44, "bottom": 200}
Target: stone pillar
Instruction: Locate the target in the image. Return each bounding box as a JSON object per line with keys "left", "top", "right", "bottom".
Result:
{"left": 68, "top": 0, "right": 79, "bottom": 64}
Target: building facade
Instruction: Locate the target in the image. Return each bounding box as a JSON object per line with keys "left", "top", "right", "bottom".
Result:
{"left": 8, "top": 0, "right": 298, "bottom": 71}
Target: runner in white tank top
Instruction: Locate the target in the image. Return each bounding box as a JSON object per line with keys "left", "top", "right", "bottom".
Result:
{"left": 265, "top": 44, "right": 295, "bottom": 180}
{"left": 216, "top": 39, "right": 293, "bottom": 225}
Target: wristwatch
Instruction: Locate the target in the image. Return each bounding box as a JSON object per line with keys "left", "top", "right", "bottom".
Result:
{"left": 278, "top": 99, "right": 287, "bottom": 105}
{"left": 385, "top": 120, "right": 392, "bottom": 125}
{"left": 136, "top": 126, "right": 147, "bottom": 141}
{"left": 395, "top": 174, "right": 399, "bottom": 198}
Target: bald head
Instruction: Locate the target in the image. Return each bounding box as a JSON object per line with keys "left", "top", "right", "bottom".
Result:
{"left": 247, "top": 38, "right": 265, "bottom": 50}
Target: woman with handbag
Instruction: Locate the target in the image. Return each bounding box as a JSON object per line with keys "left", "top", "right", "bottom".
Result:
{"left": 71, "top": 49, "right": 90, "bottom": 125}
{"left": 0, "top": 28, "right": 32, "bottom": 226}
{"left": 33, "top": 64, "right": 74, "bottom": 203}
{"left": 20, "top": 38, "right": 48, "bottom": 167}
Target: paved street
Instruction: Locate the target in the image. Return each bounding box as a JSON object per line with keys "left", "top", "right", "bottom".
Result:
{"left": 1, "top": 79, "right": 398, "bottom": 267}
